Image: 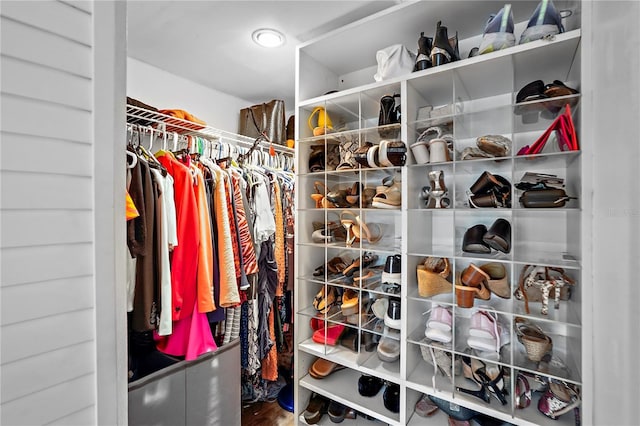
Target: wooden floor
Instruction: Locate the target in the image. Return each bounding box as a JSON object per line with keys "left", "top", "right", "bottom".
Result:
{"left": 241, "top": 399, "right": 294, "bottom": 426}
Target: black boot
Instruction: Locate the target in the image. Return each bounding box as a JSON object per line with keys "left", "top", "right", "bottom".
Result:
{"left": 378, "top": 94, "right": 401, "bottom": 138}
{"left": 414, "top": 32, "right": 433, "bottom": 71}
{"left": 431, "top": 21, "right": 458, "bottom": 66}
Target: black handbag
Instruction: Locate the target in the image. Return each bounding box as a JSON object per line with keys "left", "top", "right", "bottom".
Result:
{"left": 239, "top": 99, "right": 286, "bottom": 145}
{"left": 519, "top": 188, "right": 574, "bottom": 208}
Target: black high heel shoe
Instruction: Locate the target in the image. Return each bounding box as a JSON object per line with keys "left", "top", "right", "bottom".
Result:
{"left": 431, "top": 21, "right": 459, "bottom": 66}
{"left": 456, "top": 383, "right": 491, "bottom": 403}
{"left": 414, "top": 32, "right": 433, "bottom": 71}
{"left": 378, "top": 94, "right": 401, "bottom": 138}
{"left": 457, "top": 355, "right": 491, "bottom": 403}
{"left": 476, "top": 368, "right": 509, "bottom": 405}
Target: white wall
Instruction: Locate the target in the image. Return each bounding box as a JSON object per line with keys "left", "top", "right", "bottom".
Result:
{"left": 127, "top": 57, "right": 254, "bottom": 134}
{"left": 1, "top": 1, "right": 97, "bottom": 424}
{"left": 584, "top": 2, "right": 640, "bottom": 424}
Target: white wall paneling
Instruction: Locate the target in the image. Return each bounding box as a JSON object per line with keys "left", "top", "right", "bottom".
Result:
{"left": 1, "top": 276, "right": 93, "bottom": 325}
{"left": 0, "top": 1, "right": 97, "bottom": 424}
{"left": 1, "top": 374, "right": 95, "bottom": 426}
{"left": 0, "top": 243, "right": 93, "bottom": 287}
{"left": 0, "top": 133, "right": 93, "bottom": 177}
{"left": 2, "top": 309, "right": 94, "bottom": 364}
{"left": 2, "top": 340, "right": 95, "bottom": 403}
{"left": 0, "top": 16, "right": 91, "bottom": 78}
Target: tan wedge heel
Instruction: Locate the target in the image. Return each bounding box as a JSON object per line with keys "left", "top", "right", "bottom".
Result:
{"left": 416, "top": 257, "right": 452, "bottom": 297}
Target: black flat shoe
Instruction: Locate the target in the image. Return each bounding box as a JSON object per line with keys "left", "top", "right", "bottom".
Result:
{"left": 462, "top": 224, "right": 491, "bottom": 254}
{"left": 303, "top": 392, "right": 329, "bottom": 424}
{"left": 358, "top": 374, "right": 384, "bottom": 397}
{"left": 383, "top": 382, "right": 400, "bottom": 413}
{"left": 328, "top": 400, "right": 348, "bottom": 423}
{"left": 483, "top": 218, "right": 512, "bottom": 253}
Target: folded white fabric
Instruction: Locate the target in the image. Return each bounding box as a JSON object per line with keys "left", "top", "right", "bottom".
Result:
{"left": 374, "top": 44, "right": 416, "bottom": 82}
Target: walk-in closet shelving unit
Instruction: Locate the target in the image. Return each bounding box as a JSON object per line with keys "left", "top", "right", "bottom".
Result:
{"left": 294, "top": 1, "right": 583, "bottom": 425}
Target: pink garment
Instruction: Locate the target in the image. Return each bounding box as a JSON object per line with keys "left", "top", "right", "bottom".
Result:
{"left": 155, "top": 298, "right": 217, "bottom": 360}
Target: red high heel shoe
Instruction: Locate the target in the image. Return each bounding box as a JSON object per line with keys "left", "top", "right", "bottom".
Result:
{"left": 518, "top": 104, "right": 578, "bottom": 155}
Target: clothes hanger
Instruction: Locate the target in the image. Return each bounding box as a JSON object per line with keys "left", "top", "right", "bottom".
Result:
{"left": 126, "top": 150, "right": 138, "bottom": 169}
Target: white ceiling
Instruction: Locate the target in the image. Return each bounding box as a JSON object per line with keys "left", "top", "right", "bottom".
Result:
{"left": 126, "top": 1, "right": 400, "bottom": 110}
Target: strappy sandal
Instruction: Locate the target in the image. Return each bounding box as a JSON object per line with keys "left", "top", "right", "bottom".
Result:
{"left": 339, "top": 210, "right": 359, "bottom": 247}
{"left": 310, "top": 181, "right": 328, "bottom": 209}
{"left": 340, "top": 210, "right": 383, "bottom": 246}
{"left": 353, "top": 219, "right": 383, "bottom": 244}
{"left": 343, "top": 252, "right": 379, "bottom": 277}
{"left": 372, "top": 179, "right": 401, "bottom": 209}
{"left": 345, "top": 182, "right": 362, "bottom": 207}
{"left": 480, "top": 364, "right": 509, "bottom": 405}
{"left": 538, "top": 381, "right": 581, "bottom": 421}
{"left": 313, "top": 286, "right": 337, "bottom": 314}
{"left": 460, "top": 361, "right": 491, "bottom": 402}
{"left": 327, "top": 256, "right": 348, "bottom": 275}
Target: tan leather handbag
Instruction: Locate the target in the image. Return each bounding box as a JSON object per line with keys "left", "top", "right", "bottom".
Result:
{"left": 239, "top": 99, "right": 286, "bottom": 145}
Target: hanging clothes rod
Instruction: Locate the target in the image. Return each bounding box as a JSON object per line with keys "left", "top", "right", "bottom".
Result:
{"left": 126, "top": 104, "right": 295, "bottom": 156}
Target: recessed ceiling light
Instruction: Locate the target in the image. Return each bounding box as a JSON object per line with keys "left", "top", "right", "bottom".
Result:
{"left": 252, "top": 28, "right": 285, "bottom": 48}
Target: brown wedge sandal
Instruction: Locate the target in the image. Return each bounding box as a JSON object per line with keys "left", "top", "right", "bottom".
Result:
{"left": 416, "top": 257, "right": 452, "bottom": 297}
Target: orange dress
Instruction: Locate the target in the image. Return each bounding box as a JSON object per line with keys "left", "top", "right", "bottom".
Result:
{"left": 192, "top": 165, "right": 216, "bottom": 313}
{"left": 156, "top": 152, "right": 200, "bottom": 320}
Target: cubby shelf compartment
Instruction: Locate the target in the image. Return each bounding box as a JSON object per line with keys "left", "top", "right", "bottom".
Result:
{"left": 299, "top": 370, "right": 402, "bottom": 425}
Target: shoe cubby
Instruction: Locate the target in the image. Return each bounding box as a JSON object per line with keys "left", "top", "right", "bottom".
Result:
{"left": 453, "top": 259, "right": 514, "bottom": 313}
{"left": 454, "top": 210, "right": 513, "bottom": 261}
{"left": 406, "top": 212, "right": 455, "bottom": 258}
{"left": 406, "top": 339, "right": 455, "bottom": 394}
{"left": 512, "top": 263, "right": 581, "bottom": 326}
{"left": 406, "top": 163, "right": 454, "bottom": 210}
{"left": 512, "top": 210, "right": 581, "bottom": 266}
{"left": 299, "top": 367, "right": 402, "bottom": 425}
{"left": 407, "top": 254, "right": 455, "bottom": 305}
{"left": 453, "top": 161, "right": 513, "bottom": 209}
{"left": 296, "top": 2, "right": 584, "bottom": 424}
{"left": 513, "top": 153, "right": 581, "bottom": 210}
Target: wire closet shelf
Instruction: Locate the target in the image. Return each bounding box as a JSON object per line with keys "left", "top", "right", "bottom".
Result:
{"left": 126, "top": 104, "right": 295, "bottom": 156}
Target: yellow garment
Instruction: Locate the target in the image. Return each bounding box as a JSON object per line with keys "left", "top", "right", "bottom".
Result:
{"left": 125, "top": 191, "right": 140, "bottom": 220}
{"left": 273, "top": 179, "right": 285, "bottom": 297}
{"left": 261, "top": 308, "right": 278, "bottom": 381}
{"left": 212, "top": 166, "right": 240, "bottom": 307}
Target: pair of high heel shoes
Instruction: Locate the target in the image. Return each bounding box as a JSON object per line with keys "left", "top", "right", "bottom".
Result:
{"left": 413, "top": 21, "right": 460, "bottom": 71}
{"left": 340, "top": 210, "right": 383, "bottom": 247}
{"left": 420, "top": 170, "right": 450, "bottom": 209}
{"left": 518, "top": 103, "right": 579, "bottom": 155}
{"left": 311, "top": 181, "right": 363, "bottom": 209}
{"left": 455, "top": 263, "right": 511, "bottom": 308}
{"left": 468, "top": 171, "right": 512, "bottom": 209}
{"left": 457, "top": 355, "right": 508, "bottom": 405}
